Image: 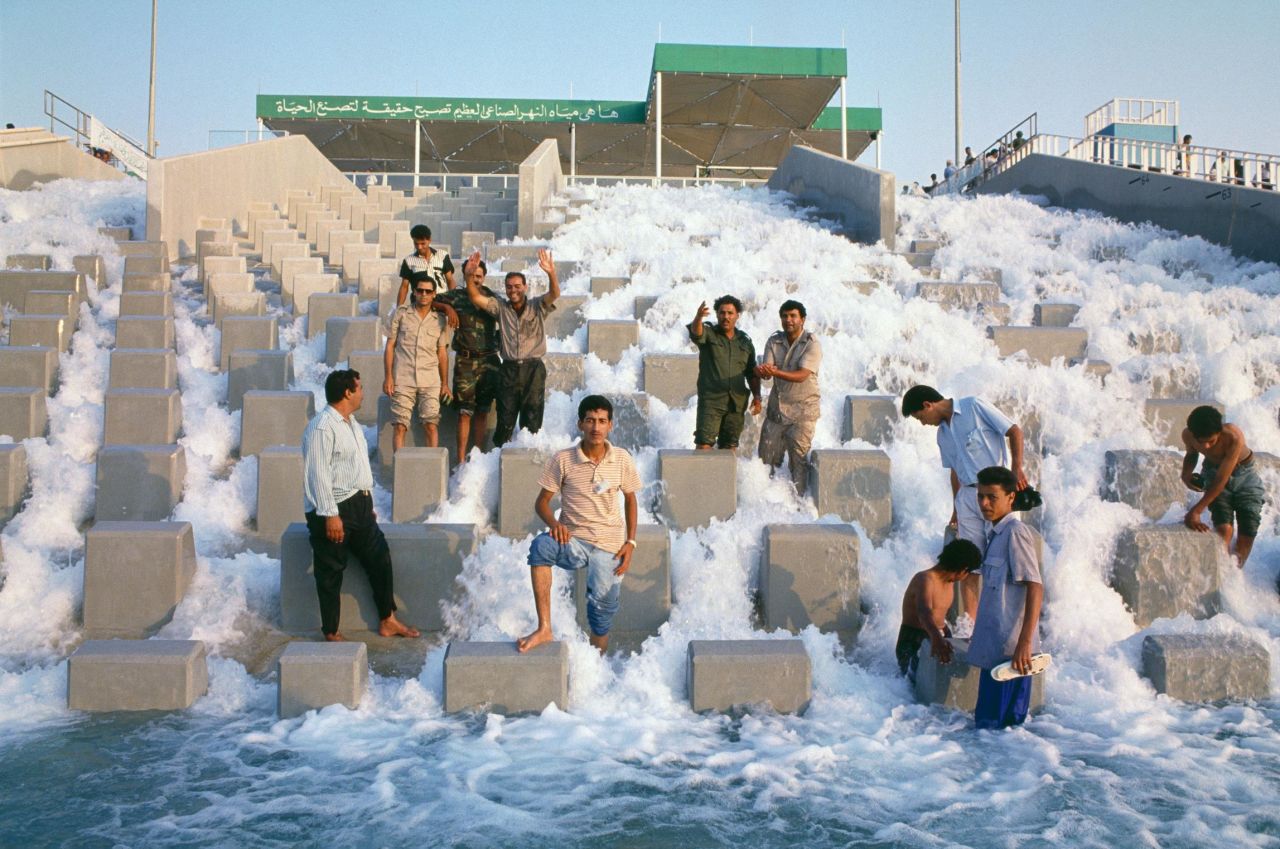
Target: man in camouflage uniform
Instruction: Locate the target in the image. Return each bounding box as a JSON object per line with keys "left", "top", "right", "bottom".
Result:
{"left": 436, "top": 256, "right": 501, "bottom": 462}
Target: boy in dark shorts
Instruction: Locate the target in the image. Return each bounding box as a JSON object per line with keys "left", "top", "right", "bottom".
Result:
{"left": 1182, "top": 405, "right": 1265, "bottom": 567}
{"left": 897, "top": 539, "right": 982, "bottom": 679}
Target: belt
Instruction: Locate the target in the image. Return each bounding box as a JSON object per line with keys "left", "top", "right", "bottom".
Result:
{"left": 457, "top": 350, "right": 498, "bottom": 359}
{"left": 502, "top": 357, "right": 541, "bottom": 365}
{"left": 339, "top": 490, "right": 372, "bottom": 503}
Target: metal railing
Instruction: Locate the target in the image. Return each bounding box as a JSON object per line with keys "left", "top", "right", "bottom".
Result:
{"left": 1084, "top": 97, "right": 1180, "bottom": 137}
{"left": 43, "top": 90, "right": 149, "bottom": 178}
{"left": 207, "top": 129, "right": 289, "bottom": 149}
{"left": 340, "top": 171, "right": 520, "bottom": 192}
{"left": 936, "top": 113, "right": 1039, "bottom": 195}
{"left": 566, "top": 175, "right": 766, "bottom": 188}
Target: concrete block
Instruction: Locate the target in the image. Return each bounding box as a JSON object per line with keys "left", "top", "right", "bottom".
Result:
{"left": 1142, "top": 633, "right": 1270, "bottom": 702}
{"left": 123, "top": 254, "right": 166, "bottom": 275}
{"left": 212, "top": 292, "right": 266, "bottom": 329}
{"left": 606, "top": 393, "right": 651, "bottom": 452}
{"left": 94, "top": 444, "right": 186, "bottom": 521}
{"left": 658, "top": 450, "right": 736, "bottom": 529}
{"left": 916, "top": 282, "right": 1001, "bottom": 309}
{"left": 6, "top": 253, "right": 50, "bottom": 270}
{"left": 99, "top": 226, "right": 132, "bottom": 240}
{"left": 0, "top": 270, "right": 82, "bottom": 310}
{"left": 9, "top": 314, "right": 71, "bottom": 352}
{"left": 72, "top": 254, "right": 106, "bottom": 282}
{"left": 315, "top": 219, "right": 345, "bottom": 254}
{"left": 82, "top": 521, "right": 197, "bottom": 637}
{"left": 103, "top": 388, "right": 181, "bottom": 445}
{"left": 1145, "top": 399, "right": 1221, "bottom": 449}
{"left": 324, "top": 317, "right": 379, "bottom": 367}
{"left": 0, "top": 345, "right": 57, "bottom": 393}
{"left": 341, "top": 242, "right": 379, "bottom": 284}
{"left": 809, "top": 450, "right": 892, "bottom": 543}
{"left": 292, "top": 273, "right": 340, "bottom": 315}
{"left": 281, "top": 256, "right": 323, "bottom": 302}
{"left": 841, "top": 394, "right": 897, "bottom": 445}
{"left": 378, "top": 220, "right": 411, "bottom": 257}
{"left": 914, "top": 637, "right": 1045, "bottom": 711}
{"left": 543, "top": 352, "right": 585, "bottom": 395}
{"left": 393, "top": 231, "right": 414, "bottom": 259}
{"left": 347, "top": 350, "right": 384, "bottom": 385}
{"left": 119, "top": 291, "right": 173, "bottom": 317}
{"left": 219, "top": 316, "right": 278, "bottom": 371}
{"left": 116, "top": 316, "right": 175, "bottom": 350}
{"left": 262, "top": 228, "right": 301, "bottom": 262}
{"left": 1034, "top": 303, "right": 1080, "bottom": 327}
{"left": 486, "top": 244, "right": 545, "bottom": 264}
{"left": 1111, "top": 525, "right": 1223, "bottom": 627}
{"left": 687, "top": 640, "right": 811, "bottom": 714}
{"left": 255, "top": 446, "right": 304, "bottom": 552}
{"left": 67, "top": 640, "right": 207, "bottom": 712}
{"left": 206, "top": 270, "right": 254, "bottom": 301}
{"left": 358, "top": 259, "right": 399, "bottom": 300}
{"left": 277, "top": 641, "right": 369, "bottom": 718}
{"left": 199, "top": 254, "right": 245, "bottom": 285}
{"left": 634, "top": 295, "right": 659, "bottom": 322}
{"left": 240, "top": 390, "right": 315, "bottom": 457}
{"left": 1129, "top": 330, "right": 1182, "bottom": 355}
{"left": 571, "top": 525, "right": 670, "bottom": 638}
{"left": 108, "top": 348, "right": 178, "bottom": 390}
{"left": 327, "top": 230, "right": 362, "bottom": 266}
{"left": 977, "top": 302, "right": 1012, "bottom": 326}
{"left": 196, "top": 241, "right": 239, "bottom": 277}
{"left": 1102, "top": 450, "right": 1186, "bottom": 520}
{"left": 376, "top": 274, "right": 401, "bottom": 324}
{"left": 498, "top": 448, "right": 553, "bottom": 538}
{"left": 197, "top": 217, "right": 228, "bottom": 230}
{"left": 761, "top": 524, "right": 861, "bottom": 635}
{"left": 302, "top": 211, "right": 336, "bottom": 245}
{"left": 0, "top": 443, "right": 27, "bottom": 525}
{"left": 227, "top": 349, "right": 293, "bottom": 412}
{"left": 280, "top": 522, "right": 477, "bottom": 633}
{"left": 119, "top": 243, "right": 168, "bottom": 268}
{"left": 1143, "top": 362, "right": 1201, "bottom": 400}
{"left": 910, "top": 239, "right": 940, "bottom": 253}
{"left": 541, "top": 295, "right": 587, "bottom": 339}
{"left": 268, "top": 239, "right": 309, "bottom": 277}
{"left": 25, "top": 290, "right": 76, "bottom": 321}
{"left": 587, "top": 320, "right": 639, "bottom": 364}
{"left": 362, "top": 211, "right": 393, "bottom": 244}
{"left": 589, "top": 276, "right": 629, "bottom": 298}
{"left": 900, "top": 251, "right": 934, "bottom": 269}
{"left": 988, "top": 326, "right": 1088, "bottom": 365}
{"left": 443, "top": 641, "right": 569, "bottom": 714}
{"left": 0, "top": 387, "right": 47, "bottom": 439}
{"left": 461, "top": 231, "right": 494, "bottom": 254}
{"left": 392, "top": 447, "right": 448, "bottom": 522}
{"left": 306, "top": 293, "right": 358, "bottom": 340}
{"left": 642, "top": 354, "right": 698, "bottom": 407}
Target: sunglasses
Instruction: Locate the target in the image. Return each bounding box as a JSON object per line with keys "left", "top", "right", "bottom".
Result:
{"left": 414, "top": 288, "right": 433, "bottom": 295}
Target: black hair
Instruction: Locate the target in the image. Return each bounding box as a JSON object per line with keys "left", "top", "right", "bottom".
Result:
{"left": 578, "top": 394, "right": 613, "bottom": 422}
{"left": 976, "top": 465, "right": 1018, "bottom": 494}
{"left": 936, "top": 538, "right": 982, "bottom": 573}
{"left": 505, "top": 271, "right": 527, "bottom": 286}
{"left": 409, "top": 224, "right": 432, "bottom": 240}
{"left": 324, "top": 369, "right": 361, "bottom": 404}
{"left": 1187, "top": 405, "right": 1224, "bottom": 438}
{"left": 713, "top": 294, "right": 743, "bottom": 313}
{"left": 779, "top": 299, "right": 806, "bottom": 318}
{"left": 901, "top": 385, "right": 944, "bottom": 417}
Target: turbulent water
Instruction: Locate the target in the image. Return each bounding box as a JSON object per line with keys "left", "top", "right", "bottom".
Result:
{"left": 1, "top": 177, "right": 1278, "bottom": 849}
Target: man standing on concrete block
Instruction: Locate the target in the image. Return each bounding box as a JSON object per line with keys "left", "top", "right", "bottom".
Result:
{"left": 395, "top": 224, "right": 454, "bottom": 305}
{"left": 518, "top": 395, "right": 641, "bottom": 655}
{"left": 755, "top": 299, "right": 821, "bottom": 494}
{"left": 465, "top": 249, "right": 560, "bottom": 447}
{"left": 302, "top": 369, "right": 420, "bottom": 642}
{"left": 901, "top": 385, "right": 1027, "bottom": 622}
{"left": 436, "top": 256, "right": 500, "bottom": 462}
{"left": 968, "top": 466, "right": 1043, "bottom": 730}
{"left": 1181, "top": 405, "right": 1264, "bottom": 568}
{"left": 689, "top": 295, "right": 761, "bottom": 450}
{"left": 385, "top": 277, "right": 453, "bottom": 451}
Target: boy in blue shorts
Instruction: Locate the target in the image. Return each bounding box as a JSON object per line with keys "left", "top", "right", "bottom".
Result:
{"left": 1182, "top": 405, "right": 1265, "bottom": 568}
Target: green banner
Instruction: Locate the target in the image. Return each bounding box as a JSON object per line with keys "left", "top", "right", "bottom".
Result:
{"left": 257, "top": 95, "right": 647, "bottom": 124}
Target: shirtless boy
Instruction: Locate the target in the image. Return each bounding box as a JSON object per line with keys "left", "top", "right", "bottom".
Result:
{"left": 897, "top": 539, "right": 982, "bottom": 678}
{"left": 1182, "top": 405, "right": 1265, "bottom": 567}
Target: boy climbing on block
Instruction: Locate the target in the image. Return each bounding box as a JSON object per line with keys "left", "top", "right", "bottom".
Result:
{"left": 897, "top": 538, "right": 983, "bottom": 680}
{"left": 1181, "top": 405, "right": 1265, "bottom": 568}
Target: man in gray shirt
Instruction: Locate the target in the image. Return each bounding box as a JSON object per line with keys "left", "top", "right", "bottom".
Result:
{"left": 464, "top": 249, "right": 560, "bottom": 446}
{"left": 755, "top": 299, "right": 821, "bottom": 494}
{"left": 968, "top": 465, "right": 1043, "bottom": 729}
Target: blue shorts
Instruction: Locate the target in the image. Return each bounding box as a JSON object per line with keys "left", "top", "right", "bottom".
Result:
{"left": 527, "top": 533, "right": 622, "bottom": 637}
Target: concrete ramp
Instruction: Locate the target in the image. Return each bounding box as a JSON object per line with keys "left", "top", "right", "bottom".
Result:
{"left": 0, "top": 127, "right": 126, "bottom": 190}
{"left": 767, "top": 145, "right": 895, "bottom": 249}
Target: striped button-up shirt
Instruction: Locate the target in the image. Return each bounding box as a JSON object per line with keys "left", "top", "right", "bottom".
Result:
{"left": 302, "top": 405, "right": 374, "bottom": 516}
{"left": 478, "top": 293, "right": 557, "bottom": 361}
{"left": 537, "top": 441, "right": 642, "bottom": 551}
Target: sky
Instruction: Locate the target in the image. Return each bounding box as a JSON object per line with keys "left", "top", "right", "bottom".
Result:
{"left": 2, "top": 0, "right": 1278, "bottom": 184}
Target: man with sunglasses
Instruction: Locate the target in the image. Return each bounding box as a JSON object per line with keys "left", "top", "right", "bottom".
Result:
{"left": 384, "top": 276, "right": 454, "bottom": 451}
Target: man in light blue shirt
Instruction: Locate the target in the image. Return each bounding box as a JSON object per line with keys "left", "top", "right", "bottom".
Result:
{"left": 301, "top": 369, "right": 419, "bottom": 642}
{"left": 902, "top": 384, "right": 1028, "bottom": 620}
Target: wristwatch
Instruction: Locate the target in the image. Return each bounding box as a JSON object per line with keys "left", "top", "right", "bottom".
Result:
{"left": 625, "top": 538, "right": 637, "bottom": 548}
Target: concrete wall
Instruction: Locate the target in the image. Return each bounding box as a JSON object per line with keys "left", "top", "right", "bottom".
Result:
{"left": 979, "top": 153, "right": 1280, "bottom": 265}
{"left": 518, "top": 138, "right": 564, "bottom": 239}
{"left": 766, "top": 145, "right": 895, "bottom": 249}
{"left": 146, "top": 135, "right": 352, "bottom": 257}
{"left": 0, "top": 131, "right": 126, "bottom": 191}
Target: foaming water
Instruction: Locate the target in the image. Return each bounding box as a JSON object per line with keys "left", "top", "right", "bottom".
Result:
{"left": 1, "top": 180, "right": 1278, "bottom": 847}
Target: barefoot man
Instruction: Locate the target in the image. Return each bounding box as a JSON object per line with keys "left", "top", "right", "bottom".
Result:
{"left": 1182, "top": 405, "right": 1265, "bottom": 567}
{"left": 518, "top": 395, "right": 642, "bottom": 654}
{"left": 302, "top": 369, "right": 420, "bottom": 642}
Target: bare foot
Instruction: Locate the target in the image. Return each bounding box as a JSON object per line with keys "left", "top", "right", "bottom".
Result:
{"left": 516, "top": 626, "right": 553, "bottom": 653}
{"left": 324, "top": 632, "right": 347, "bottom": 642}
{"left": 378, "top": 614, "right": 420, "bottom": 638}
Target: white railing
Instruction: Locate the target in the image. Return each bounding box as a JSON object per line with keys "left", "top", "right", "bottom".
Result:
{"left": 340, "top": 171, "right": 520, "bottom": 192}
{"left": 1084, "top": 98, "right": 1180, "bottom": 137}
{"left": 207, "top": 129, "right": 289, "bottom": 149}
{"left": 567, "top": 175, "right": 766, "bottom": 188}
{"left": 43, "top": 89, "right": 149, "bottom": 178}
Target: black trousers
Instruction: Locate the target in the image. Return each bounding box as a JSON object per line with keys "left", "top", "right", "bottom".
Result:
{"left": 493, "top": 359, "right": 546, "bottom": 447}
{"left": 305, "top": 492, "right": 396, "bottom": 635}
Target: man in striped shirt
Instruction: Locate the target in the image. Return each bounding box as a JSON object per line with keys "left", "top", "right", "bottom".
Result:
{"left": 518, "top": 395, "right": 643, "bottom": 654}
{"left": 301, "top": 369, "right": 420, "bottom": 642}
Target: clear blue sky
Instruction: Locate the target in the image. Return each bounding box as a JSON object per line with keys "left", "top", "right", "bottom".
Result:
{"left": 2, "top": 0, "right": 1277, "bottom": 183}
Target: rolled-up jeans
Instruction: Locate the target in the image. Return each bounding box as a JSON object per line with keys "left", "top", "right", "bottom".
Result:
{"left": 527, "top": 533, "right": 622, "bottom": 636}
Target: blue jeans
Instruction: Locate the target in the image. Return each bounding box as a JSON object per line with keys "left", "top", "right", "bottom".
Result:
{"left": 975, "top": 670, "right": 1032, "bottom": 730}
{"left": 527, "top": 534, "right": 622, "bottom": 637}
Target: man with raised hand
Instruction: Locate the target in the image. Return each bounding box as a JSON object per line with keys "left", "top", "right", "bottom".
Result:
{"left": 465, "top": 248, "right": 560, "bottom": 447}
{"left": 384, "top": 273, "right": 453, "bottom": 451}
{"left": 436, "top": 255, "right": 501, "bottom": 462}
{"left": 688, "top": 294, "right": 762, "bottom": 451}
{"left": 755, "top": 299, "right": 821, "bottom": 494}
{"left": 301, "top": 369, "right": 420, "bottom": 642}
{"left": 518, "top": 395, "right": 642, "bottom": 655}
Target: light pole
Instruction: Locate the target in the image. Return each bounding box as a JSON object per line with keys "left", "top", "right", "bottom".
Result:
{"left": 147, "top": 0, "right": 157, "bottom": 156}
{"left": 954, "top": 0, "right": 962, "bottom": 167}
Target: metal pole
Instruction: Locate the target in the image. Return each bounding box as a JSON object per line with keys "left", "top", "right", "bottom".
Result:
{"left": 570, "top": 123, "right": 577, "bottom": 177}
{"left": 840, "top": 77, "right": 848, "bottom": 160}
{"left": 954, "top": 0, "right": 962, "bottom": 167}
{"left": 655, "top": 71, "right": 663, "bottom": 184}
{"left": 146, "top": 0, "right": 158, "bottom": 156}
{"left": 876, "top": 132, "right": 882, "bottom": 170}
{"left": 413, "top": 119, "right": 421, "bottom": 188}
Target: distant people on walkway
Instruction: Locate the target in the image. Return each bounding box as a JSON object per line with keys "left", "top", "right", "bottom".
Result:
{"left": 437, "top": 256, "right": 501, "bottom": 462}
{"left": 968, "top": 466, "right": 1043, "bottom": 730}
{"left": 1182, "top": 405, "right": 1263, "bottom": 568}
{"left": 1209, "top": 151, "right": 1228, "bottom": 182}
{"left": 396, "top": 224, "right": 454, "bottom": 306}
{"left": 1175, "top": 134, "right": 1193, "bottom": 176}
{"left": 943, "top": 160, "right": 956, "bottom": 180}
{"left": 384, "top": 272, "right": 453, "bottom": 451}
{"left": 466, "top": 248, "right": 560, "bottom": 446}
{"left": 897, "top": 539, "right": 981, "bottom": 680}
{"left": 755, "top": 299, "right": 821, "bottom": 495}
{"left": 518, "top": 395, "right": 642, "bottom": 655}
{"left": 689, "top": 295, "right": 761, "bottom": 450}
{"left": 901, "top": 385, "right": 1028, "bottom": 622}
{"left": 302, "top": 369, "right": 420, "bottom": 642}
{"left": 1256, "top": 161, "right": 1274, "bottom": 190}
{"left": 963, "top": 146, "right": 976, "bottom": 166}
{"left": 924, "top": 173, "right": 940, "bottom": 194}
{"left": 1011, "top": 131, "right": 1025, "bottom": 151}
